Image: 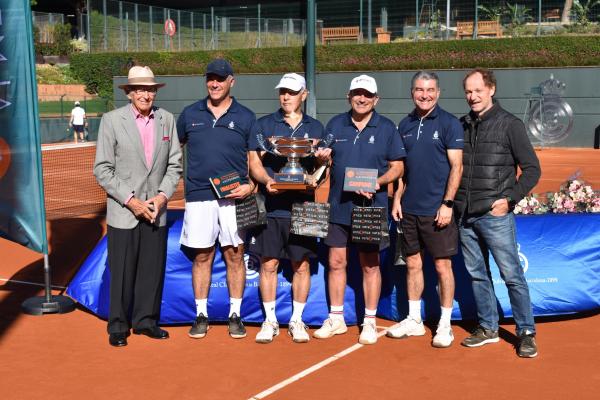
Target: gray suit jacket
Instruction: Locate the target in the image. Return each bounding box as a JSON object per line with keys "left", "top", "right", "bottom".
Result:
{"left": 94, "top": 104, "right": 182, "bottom": 229}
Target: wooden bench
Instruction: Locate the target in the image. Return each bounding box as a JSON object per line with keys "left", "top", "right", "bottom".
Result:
{"left": 456, "top": 20, "right": 502, "bottom": 39}
{"left": 321, "top": 26, "right": 360, "bottom": 45}
{"left": 544, "top": 8, "right": 561, "bottom": 22}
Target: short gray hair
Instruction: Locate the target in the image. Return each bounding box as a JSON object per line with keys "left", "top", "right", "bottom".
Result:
{"left": 411, "top": 71, "right": 440, "bottom": 90}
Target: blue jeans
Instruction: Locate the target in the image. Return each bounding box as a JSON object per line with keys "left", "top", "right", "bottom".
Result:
{"left": 459, "top": 212, "right": 535, "bottom": 335}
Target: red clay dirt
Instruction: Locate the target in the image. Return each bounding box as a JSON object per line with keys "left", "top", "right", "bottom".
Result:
{"left": 1, "top": 215, "right": 599, "bottom": 400}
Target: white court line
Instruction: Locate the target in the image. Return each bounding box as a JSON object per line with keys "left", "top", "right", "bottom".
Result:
{"left": 0, "top": 277, "right": 66, "bottom": 290}
{"left": 42, "top": 142, "right": 96, "bottom": 151}
{"left": 248, "top": 322, "right": 401, "bottom": 400}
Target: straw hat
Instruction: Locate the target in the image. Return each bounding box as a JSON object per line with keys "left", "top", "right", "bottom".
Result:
{"left": 118, "top": 66, "right": 166, "bottom": 89}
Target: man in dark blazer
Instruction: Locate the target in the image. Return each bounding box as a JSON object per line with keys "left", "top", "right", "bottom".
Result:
{"left": 94, "top": 66, "right": 182, "bottom": 347}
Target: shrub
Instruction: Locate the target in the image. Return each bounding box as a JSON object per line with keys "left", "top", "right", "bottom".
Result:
{"left": 70, "top": 36, "right": 600, "bottom": 97}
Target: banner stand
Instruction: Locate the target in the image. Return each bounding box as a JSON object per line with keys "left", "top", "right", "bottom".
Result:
{"left": 22, "top": 254, "right": 75, "bottom": 315}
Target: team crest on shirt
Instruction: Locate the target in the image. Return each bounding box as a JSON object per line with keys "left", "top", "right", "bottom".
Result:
{"left": 304, "top": 133, "right": 309, "bottom": 138}
{"left": 228, "top": 121, "right": 235, "bottom": 129}
{"left": 433, "top": 131, "right": 439, "bottom": 140}
{"left": 368, "top": 135, "right": 375, "bottom": 144}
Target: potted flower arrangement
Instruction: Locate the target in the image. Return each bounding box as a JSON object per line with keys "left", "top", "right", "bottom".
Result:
{"left": 514, "top": 178, "right": 600, "bottom": 215}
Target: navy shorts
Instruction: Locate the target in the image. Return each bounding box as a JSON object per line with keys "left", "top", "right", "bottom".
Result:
{"left": 249, "top": 217, "right": 317, "bottom": 262}
{"left": 73, "top": 124, "right": 85, "bottom": 133}
{"left": 401, "top": 213, "right": 458, "bottom": 259}
{"left": 324, "top": 222, "right": 384, "bottom": 252}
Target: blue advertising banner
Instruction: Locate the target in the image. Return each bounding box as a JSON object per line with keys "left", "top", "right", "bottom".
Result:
{"left": 0, "top": 0, "right": 47, "bottom": 253}
{"left": 67, "top": 211, "right": 600, "bottom": 325}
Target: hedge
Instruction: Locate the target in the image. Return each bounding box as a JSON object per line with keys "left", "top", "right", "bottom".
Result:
{"left": 70, "top": 35, "right": 600, "bottom": 98}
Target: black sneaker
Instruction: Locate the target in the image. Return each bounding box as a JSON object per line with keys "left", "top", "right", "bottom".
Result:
{"left": 517, "top": 333, "right": 538, "bottom": 358}
{"left": 188, "top": 313, "right": 209, "bottom": 339}
{"left": 228, "top": 312, "right": 247, "bottom": 339}
{"left": 461, "top": 326, "right": 500, "bottom": 347}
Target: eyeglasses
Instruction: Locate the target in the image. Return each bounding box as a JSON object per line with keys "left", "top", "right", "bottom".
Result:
{"left": 131, "top": 87, "right": 158, "bottom": 95}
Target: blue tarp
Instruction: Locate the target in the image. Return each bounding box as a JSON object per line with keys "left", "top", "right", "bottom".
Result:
{"left": 67, "top": 211, "right": 600, "bottom": 325}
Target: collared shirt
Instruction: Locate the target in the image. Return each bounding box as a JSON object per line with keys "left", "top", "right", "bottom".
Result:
{"left": 398, "top": 105, "right": 464, "bottom": 216}
{"left": 131, "top": 104, "right": 155, "bottom": 168}
{"left": 326, "top": 110, "right": 406, "bottom": 225}
{"left": 249, "top": 109, "right": 325, "bottom": 218}
{"left": 177, "top": 97, "right": 256, "bottom": 202}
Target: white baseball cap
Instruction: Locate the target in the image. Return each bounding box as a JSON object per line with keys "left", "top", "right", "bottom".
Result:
{"left": 275, "top": 73, "right": 306, "bottom": 92}
{"left": 349, "top": 74, "right": 377, "bottom": 94}
{"left": 74, "top": 101, "right": 80, "bottom": 106}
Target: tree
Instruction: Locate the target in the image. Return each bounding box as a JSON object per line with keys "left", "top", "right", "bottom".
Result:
{"left": 571, "top": 0, "right": 600, "bottom": 25}
{"left": 562, "top": 1, "right": 573, "bottom": 23}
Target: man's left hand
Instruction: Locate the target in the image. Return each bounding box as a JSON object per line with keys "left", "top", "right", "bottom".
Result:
{"left": 490, "top": 198, "right": 509, "bottom": 216}
{"left": 226, "top": 183, "right": 254, "bottom": 199}
{"left": 435, "top": 204, "right": 453, "bottom": 228}
{"left": 314, "top": 148, "right": 332, "bottom": 165}
{"left": 357, "top": 182, "right": 379, "bottom": 200}
{"left": 145, "top": 194, "right": 167, "bottom": 223}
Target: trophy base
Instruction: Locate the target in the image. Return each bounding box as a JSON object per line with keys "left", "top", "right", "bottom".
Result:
{"left": 272, "top": 182, "right": 315, "bottom": 191}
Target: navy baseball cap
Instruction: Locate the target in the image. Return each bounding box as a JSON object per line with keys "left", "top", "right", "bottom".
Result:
{"left": 205, "top": 59, "right": 234, "bottom": 77}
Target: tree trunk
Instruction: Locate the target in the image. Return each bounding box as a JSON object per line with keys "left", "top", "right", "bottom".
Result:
{"left": 562, "top": 0, "right": 574, "bottom": 24}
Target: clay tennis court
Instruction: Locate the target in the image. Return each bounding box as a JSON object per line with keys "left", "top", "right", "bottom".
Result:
{"left": 0, "top": 144, "right": 599, "bottom": 399}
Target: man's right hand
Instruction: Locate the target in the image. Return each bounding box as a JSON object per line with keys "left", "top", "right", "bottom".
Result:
{"left": 125, "top": 197, "right": 155, "bottom": 222}
{"left": 391, "top": 199, "right": 403, "bottom": 221}
{"left": 265, "top": 178, "right": 279, "bottom": 194}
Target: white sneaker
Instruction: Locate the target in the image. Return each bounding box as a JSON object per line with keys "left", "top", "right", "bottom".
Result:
{"left": 432, "top": 323, "right": 454, "bottom": 348}
{"left": 386, "top": 316, "right": 426, "bottom": 339}
{"left": 358, "top": 321, "right": 378, "bottom": 345}
{"left": 288, "top": 320, "right": 310, "bottom": 343}
{"left": 255, "top": 321, "right": 279, "bottom": 344}
{"left": 313, "top": 318, "right": 348, "bottom": 339}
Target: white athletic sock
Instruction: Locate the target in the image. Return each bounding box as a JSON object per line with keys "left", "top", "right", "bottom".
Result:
{"left": 440, "top": 306, "right": 453, "bottom": 326}
{"left": 195, "top": 298, "right": 208, "bottom": 317}
{"left": 364, "top": 308, "right": 377, "bottom": 325}
{"left": 329, "top": 305, "right": 344, "bottom": 321}
{"left": 408, "top": 300, "right": 422, "bottom": 322}
{"left": 290, "top": 301, "right": 306, "bottom": 323}
{"left": 229, "top": 297, "right": 242, "bottom": 318}
{"left": 263, "top": 301, "right": 277, "bottom": 323}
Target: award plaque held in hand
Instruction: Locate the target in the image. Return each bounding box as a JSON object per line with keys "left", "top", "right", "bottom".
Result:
{"left": 257, "top": 133, "right": 334, "bottom": 190}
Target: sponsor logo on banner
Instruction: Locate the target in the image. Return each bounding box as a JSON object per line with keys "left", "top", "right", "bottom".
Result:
{"left": 518, "top": 243, "right": 528, "bottom": 273}
{"left": 244, "top": 251, "right": 260, "bottom": 280}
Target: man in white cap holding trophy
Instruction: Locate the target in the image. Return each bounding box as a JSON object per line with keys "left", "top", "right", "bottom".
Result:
{"left": 94, "top": 65, "right": 182, "bottom": 347}
{"left": 248, "top": 73, "right": 331, "bottom": 343}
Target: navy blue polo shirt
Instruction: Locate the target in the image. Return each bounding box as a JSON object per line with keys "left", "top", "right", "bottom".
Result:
{"left": 398, "top": 105, "right": 464, "bottom": 216}
{"left": 249, "top": 109, "right": 325, "bottom": 218}
{"left": 326, "top": 110, "right": 406, "bottom": 226}
{"left": 177, "top": 97, "right": 256, "bottom": 202}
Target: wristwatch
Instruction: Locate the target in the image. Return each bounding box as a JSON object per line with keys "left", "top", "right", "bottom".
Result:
{"left": 441, "top": 199, "right": 454, "bottom": 208}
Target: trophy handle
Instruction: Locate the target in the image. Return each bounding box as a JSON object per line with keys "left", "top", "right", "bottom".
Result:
{"left": 257, "top": 133, "right": 280, "bottom": 156}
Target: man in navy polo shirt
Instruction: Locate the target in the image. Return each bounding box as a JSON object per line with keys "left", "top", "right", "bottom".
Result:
{"left": 313, "top": 75, "right": 405, "bottom": 345}
{"left": 177, "top": 59, "right": 256, "bottom": 340}
{"left": 247, "top": 73, "right": 331, "bottom": 344}
{"left": 387, "top": 71, "right": 463, "bottom": 348}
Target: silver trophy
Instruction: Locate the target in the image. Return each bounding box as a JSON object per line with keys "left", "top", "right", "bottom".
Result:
{"left": 257, "top": 133, "right": 334, "bottom": 188}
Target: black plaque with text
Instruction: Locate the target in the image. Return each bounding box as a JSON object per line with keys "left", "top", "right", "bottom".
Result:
{"left": 290, "top": 202, "right": 330, "bottom": 238}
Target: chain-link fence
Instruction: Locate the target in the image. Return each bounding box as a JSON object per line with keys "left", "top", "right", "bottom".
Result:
{"left": 35, "top": 1, "right": 600, "bottom": 52}
{"left": 86, "top": 0, "right": 322, "bottom": 52}
{"left": 32, "top": 11, "right": 65, "bottom": 43}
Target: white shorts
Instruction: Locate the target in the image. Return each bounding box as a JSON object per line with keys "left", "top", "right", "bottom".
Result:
{"left": 180, "top": 199, "right": 244, "bottom": 248}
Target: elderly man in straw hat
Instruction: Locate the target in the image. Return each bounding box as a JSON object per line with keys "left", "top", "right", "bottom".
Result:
{"left": 94, "top": 66, "right": 182, "bottom": 347}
